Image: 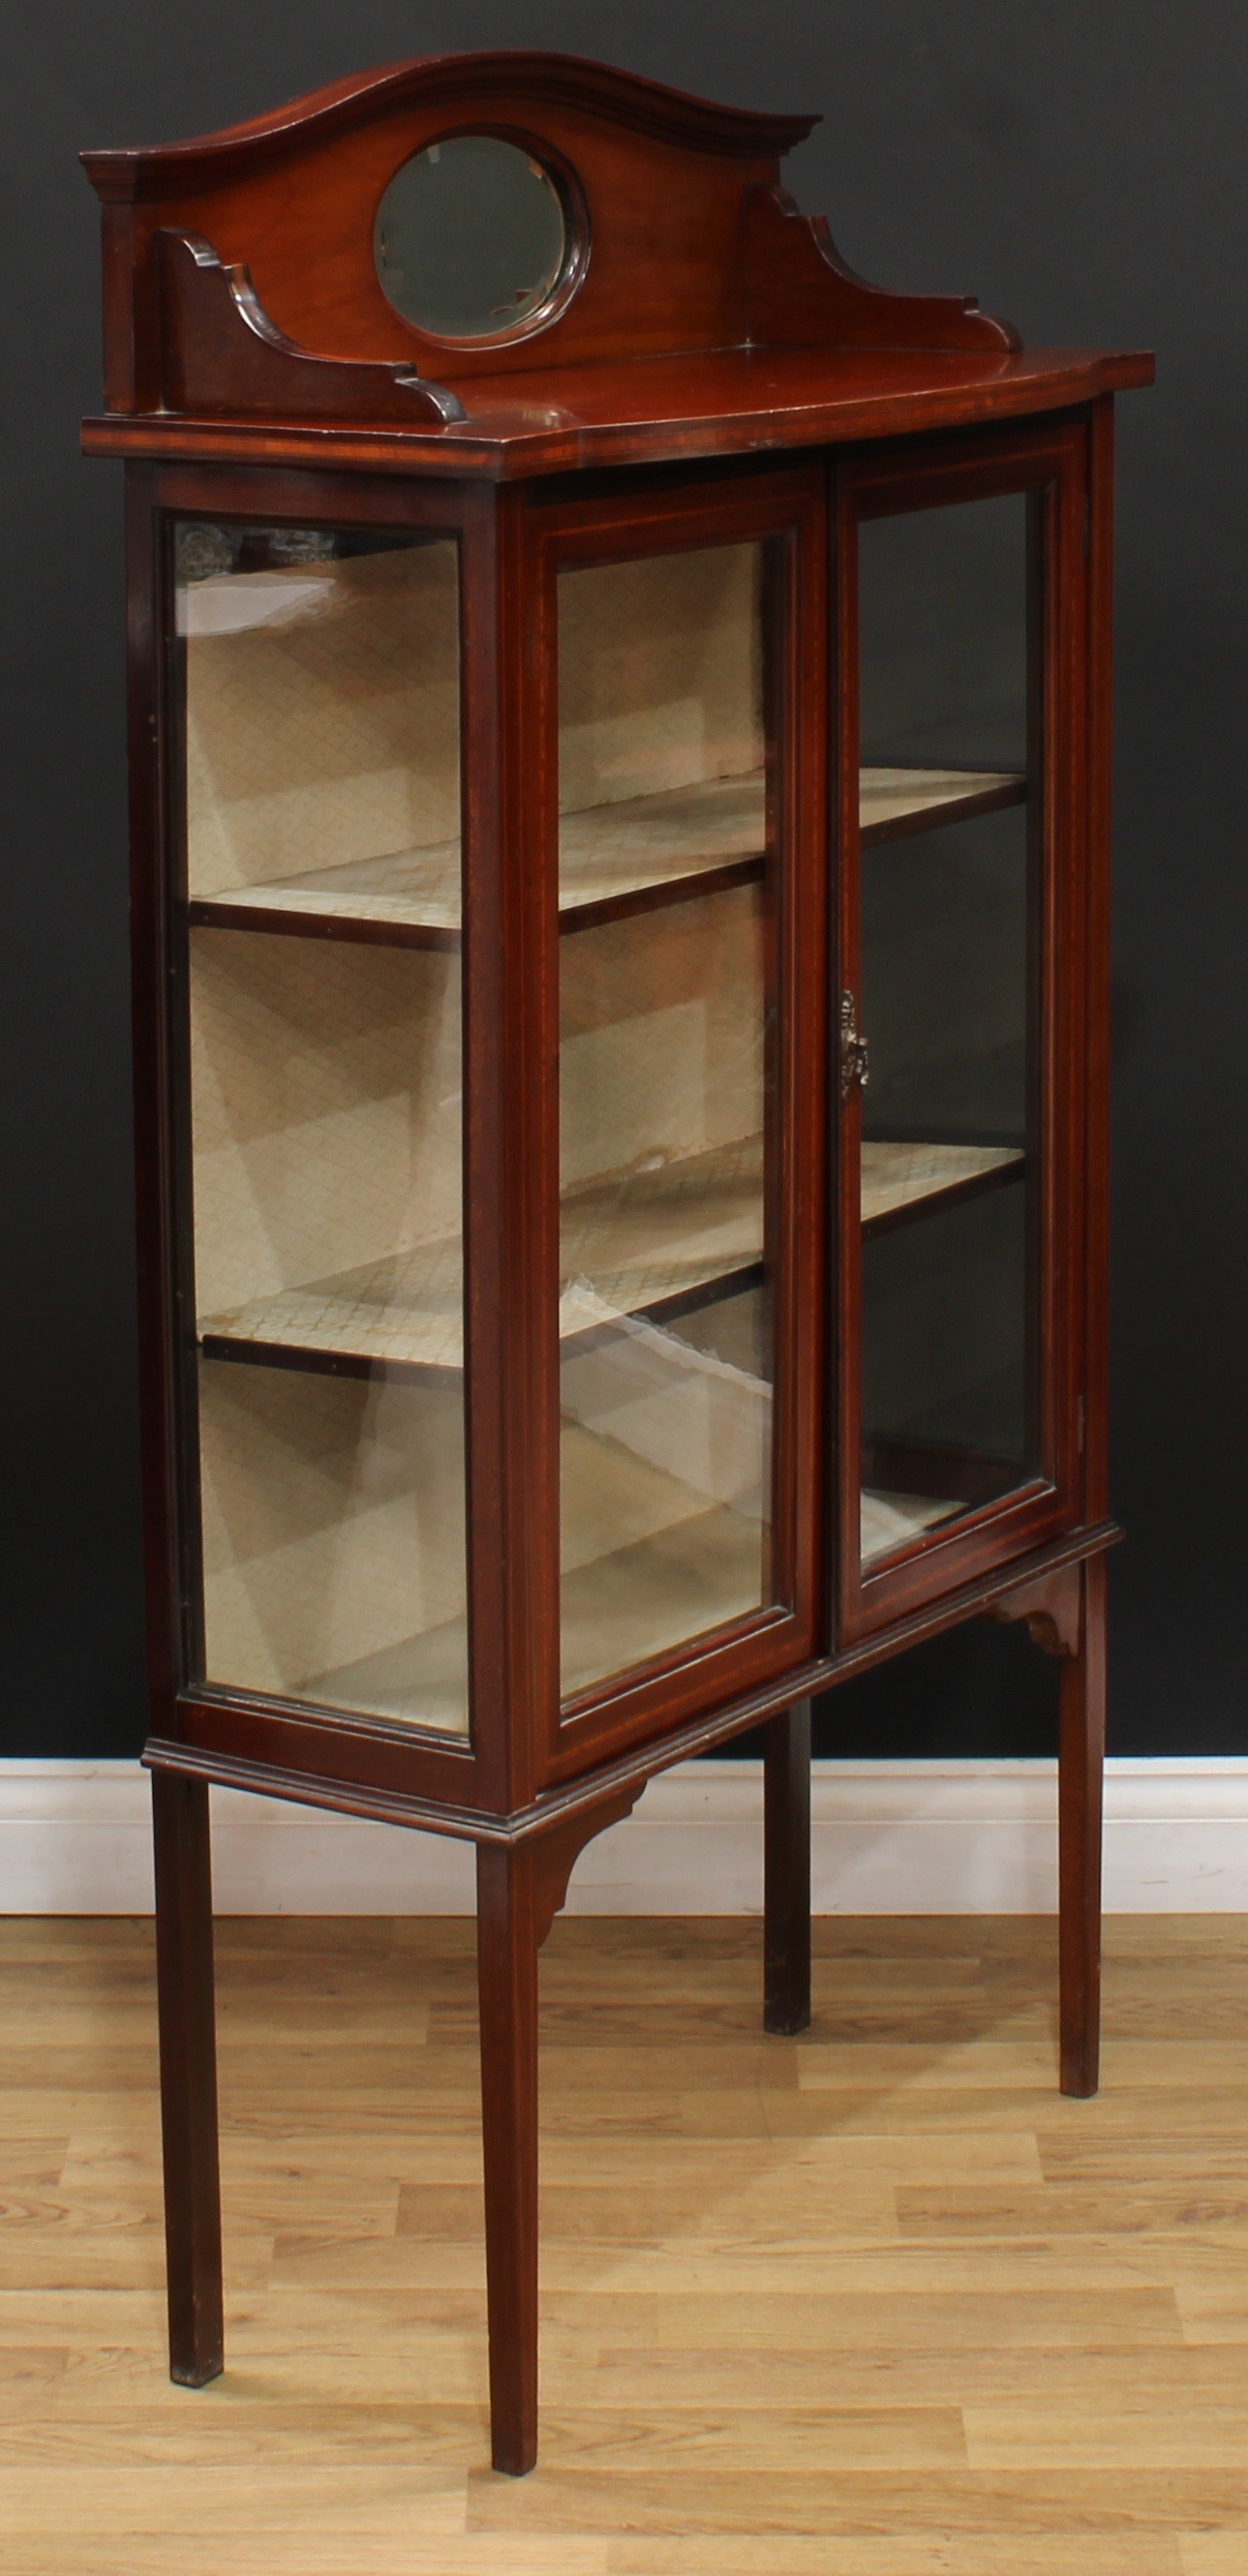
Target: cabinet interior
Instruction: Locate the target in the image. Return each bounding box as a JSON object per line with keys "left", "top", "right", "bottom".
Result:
{"left": 183, "top": 524, "right": 1032, "bottom": 1716}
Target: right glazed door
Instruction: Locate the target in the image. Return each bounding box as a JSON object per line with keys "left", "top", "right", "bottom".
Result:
{"left": 836, "top": 427, "right": 1090, "bottom": 1638}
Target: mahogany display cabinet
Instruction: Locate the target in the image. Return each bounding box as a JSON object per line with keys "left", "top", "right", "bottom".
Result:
{"left": 81, "top": 51, "right": 1153, "bottom": 2473}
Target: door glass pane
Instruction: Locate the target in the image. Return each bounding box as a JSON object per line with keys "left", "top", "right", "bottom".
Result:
{"left": 177, "top": 522, "right": 470, "bottom": 1731}
{"left": 856, "top": 494, "right": 1039, "bottom": 1568}
{"left": 557, "top": 543, "right": 777, "bottom": 1698}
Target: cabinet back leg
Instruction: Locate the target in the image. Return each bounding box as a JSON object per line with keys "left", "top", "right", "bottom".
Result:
{"left": 151, "top": 1770, "right": 224, "bottom": 2384}
{"left": 476, "top": 1842, "right": 540, "bottom": 2475}
{"left": 1058, "top": 1556, "right": 1107, "bottom": 2097}
{"left": 764, "top": 1699, "right": 812, "bottom": 2035}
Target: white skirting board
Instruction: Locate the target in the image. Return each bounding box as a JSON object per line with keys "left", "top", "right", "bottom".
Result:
{"left": 2, "top": 1757, "right": 1248, "bottom": 1914}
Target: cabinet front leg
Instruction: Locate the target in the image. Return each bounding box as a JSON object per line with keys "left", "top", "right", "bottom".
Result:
{"left": 151, "top": 1769, "right": 224, "bottom": 2385}
{"left": 476, "top": 1840, "right": 540, "bottom": 2476}
{"left": 763, "top": 1698, "right": 812, "bottom": 2036}
{"left": 1058, "top": 1556, "right": 1107, "bottom": 2098}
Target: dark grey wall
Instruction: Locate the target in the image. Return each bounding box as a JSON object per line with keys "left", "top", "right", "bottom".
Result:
{"left": 3, "top": 4, "right": 1241, "bottom": 1759}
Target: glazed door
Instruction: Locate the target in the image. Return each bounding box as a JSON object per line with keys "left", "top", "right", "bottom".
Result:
{"left": 530, "top": 470, "right": 829, "bottom": 1770}
{"left": 170, "top": 503, "right": 476, "bottom": 1746}
{"left": 836, "top": 426, "right": 1090, "bottom": 1638}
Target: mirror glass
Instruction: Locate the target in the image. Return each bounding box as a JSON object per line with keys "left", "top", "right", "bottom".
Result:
{"left": 375, "top": 136, "right": 568, "bottom": 340}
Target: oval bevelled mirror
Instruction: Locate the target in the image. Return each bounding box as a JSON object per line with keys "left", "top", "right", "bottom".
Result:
{"left": 375, "top": 135, "right": 572, "bottom": 342}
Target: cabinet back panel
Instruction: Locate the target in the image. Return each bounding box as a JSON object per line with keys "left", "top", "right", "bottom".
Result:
{"left": 182, "top": 538, "right": 459, "bottom": 900}
{"left": 198, "top": 1357, "right": 469, "bottom": 1732}
{"left": 560, "top": 885, "right": 764, "bottom": 1194}
{"left": 558, "top": 545, "right": 762, "bottom": 814}
{"left": 189, "top": 928, "right": 462, "bottom": 1321}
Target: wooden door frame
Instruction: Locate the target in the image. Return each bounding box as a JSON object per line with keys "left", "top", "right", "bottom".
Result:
{"left": 511, "top": 463, "right": 831, "bottom": 1782}
{"left": 831, "top": 412, "right": 1097, "bottom": 1646}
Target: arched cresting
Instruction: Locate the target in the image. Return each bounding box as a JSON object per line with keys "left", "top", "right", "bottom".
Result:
{"left": 81, "top": 46, "right": 1019, "bottom": 424}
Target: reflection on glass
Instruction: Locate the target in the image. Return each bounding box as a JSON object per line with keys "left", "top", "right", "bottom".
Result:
{"left": 179, "top": 523, "right": 470, "bottom": 1730}
{"left": 556, "top": 543, "right": 777, "bottom": 1699}
{"left": 375, "top": 136, "right": 567, "bottom": 339}
{"left": 857, "top": 495, "right": 1038, "bottom": 1567}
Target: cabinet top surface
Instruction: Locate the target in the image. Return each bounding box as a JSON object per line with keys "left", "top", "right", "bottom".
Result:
{"left": 81, "top": 49, "right": 1152, "bottom": 473}
{"left": 83, "top": 343, "right": 1152, "bottom": 481}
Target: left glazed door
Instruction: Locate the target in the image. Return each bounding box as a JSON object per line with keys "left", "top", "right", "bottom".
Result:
{"left": 173, "top": 516, "right": 472, "bottom": 1739}
{"left": 526, "top": 466, "right": 830, "bottom": 1773}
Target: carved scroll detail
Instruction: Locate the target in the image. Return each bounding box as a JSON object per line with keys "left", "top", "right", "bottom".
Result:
{"left": 744, "top": 186, "right": 1020, "bottom": 356}
{"left": 524, "top": 1782, "right": 648, "bottom": 1951}
{"left": 989, "top": 1565, "right": 1082, "bottom": 1660}
{"left": 157, "top": 231, "right": 465, "bottom": 426}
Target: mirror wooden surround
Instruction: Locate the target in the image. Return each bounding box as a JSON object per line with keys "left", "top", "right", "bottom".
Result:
{"left": 82, "top": 50, "right": 1153, "bottom": 2475}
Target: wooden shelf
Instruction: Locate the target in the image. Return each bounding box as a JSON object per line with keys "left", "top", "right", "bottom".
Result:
{"left": 198, "top": 1135, "right": 764, "bottom": 1378}
{"left": 560, "top": 773, "right": 767, "bottom": 922}
{"left": 861, "top": 1139, "right": 1024, "bottom": 1236}
{"left": 859, "top": 766, "right": 1024, "bottom": 846}
{"left": 199, "top": 1135, "right": 1023, "bottom": 1379}
{"left": 559, "top": 1136, "right": 763, "bottom": 1339}
{"left": 861, "top": 1435, "right": 1029, "bottom": 1567}
{"left": 301, "top": 1613, "right": 472, "bottom": 1736}
{"left": 301, "top": 1493, "right": 767, "bottom": 1725}
{"left": 296, "top": 1465, "right": 995, "bottom": 1708}
{"left": 187, "top": 763, "right": 1025, "bottom": 947}
{"left": 300, "top": 1432, "right": 767, "bottom": 1724}
{"left": 187, "top": 772, "right": 765, "bottom": 948}
{"left": 198, "top": 1355, "right": 470, "bottom": 1734}
{"left": 201, "top": 1232, "right": 465, "bottom": 1378}
{"left": 563, "top": 1492, "right": 765, "bottom": 1698}
{"left": 294, "top": 1464, "right": 1015, "bottom": 1707}
{"left": 861, "top": 1487, "right": 960, "bottom": 1565}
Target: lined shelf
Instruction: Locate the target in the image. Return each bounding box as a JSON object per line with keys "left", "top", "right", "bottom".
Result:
{"left": 288, "top": 1509, "right": 767, "bottom": 1728}
{"left": 861, "top": 1487, "right": 960, "bottom": 1566}
{"left": 199, "top": 1134, "right": 764, "bottom": 1379}
{"left": 199, "top": 1135, "right": 1022, "bottom": 1380}
{"left": 299, "top": 1445, "right": 767, "bottom": 1728}
{"left": 298, "top": 1499, "right": 766, "bottom": 1728}
{"left": 187, "top": 762, "right": 1025, "bottom": 947}
{"left": 286, "top": 1398, "right": 766, "bottom": 1726}
{"left": 273, "top": 1479, "right": 956, "bottom": 1719}
{"left": 258, "top": 1470, "right": 974, "bottom": 1720}
{"left": 209, "top": 1393, "right": 766, "bottom": 1732}
{"left": 859, "top": 765, "right": 1024, "bottom": 846}
{"left": 301, "top": 1612, "right": 472, "bottom": 1736}
{"left": 860, "top": 1139, "right": 1023, "bottom": 1236}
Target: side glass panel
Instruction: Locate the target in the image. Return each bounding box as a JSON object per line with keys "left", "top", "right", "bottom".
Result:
{"left": 176, "top": 522, "right": 470, "bottom": 1732}
{"left": 556, "top": 543, "right": 777, "bottom": 1700}
{"left": 856, "top": 494, "right": 1039, "bottom": 1569}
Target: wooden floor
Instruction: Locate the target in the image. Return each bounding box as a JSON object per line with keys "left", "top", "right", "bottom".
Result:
{"left": 2, "top": 1914, "right": 1248, "bottom": 2573}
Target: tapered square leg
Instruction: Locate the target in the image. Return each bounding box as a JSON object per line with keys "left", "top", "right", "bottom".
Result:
{"left": 763, "top": 1699, "right": 812, "bottom": 2036}
{"left": 151, "top": 1770, "right": 224, "bottom": 2385}
{"left": 1058, "top": 1557, "right": 1107, "bottom": 2098}
{"left": 476, "top": 1841, "right": 540, "bottom": 2475}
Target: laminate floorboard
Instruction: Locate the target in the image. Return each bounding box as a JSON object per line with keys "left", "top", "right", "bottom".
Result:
{"left": 1, "top": 1915, "right": 1247, "bottom": 2571}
